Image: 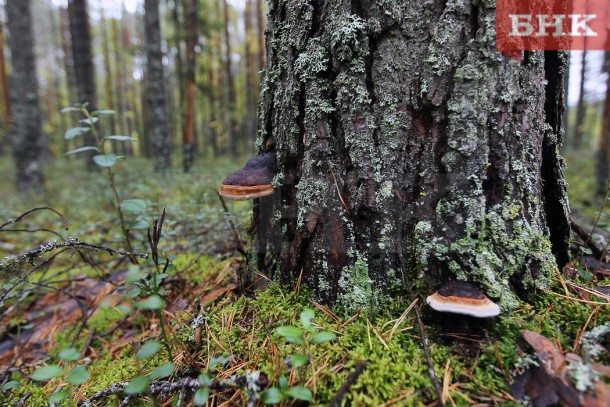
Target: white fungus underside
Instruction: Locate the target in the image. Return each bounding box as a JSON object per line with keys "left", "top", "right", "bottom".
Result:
{"left": 426, "top": 295, "right": 501, "bottom": 318}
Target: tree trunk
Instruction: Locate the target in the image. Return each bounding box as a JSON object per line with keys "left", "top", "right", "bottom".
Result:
{"left": 144, "top": 0, "right": 172, "bottom": 171}
{"left": 183, "top": 0, "right": 198, "bottom": 172}
{"left": 0, "top": 20, "right": 11, "bottom": 155}
{"left": 244, "top": 0, "right": 257, "bottom": 149}
{"left": 254, "top": 0, "right": 570, "bottom": 314}
{"left": 222, "top": 0, "right": 238, "bottom": 156}
{"left": 596, "top": 51, "right": 610, "bottom": 196}
{"left": 100, "top": 11, "right": 119, "bottom": 153}
{"left": 6, "top": 0, "right": 45, "bottom": 192}
{"left": 67, "top": 0, "right": 97, "bottom": 166}
{"left": 170, "top": 0, "right": 185, "bottom": 139}
{"left": 572, "top": 51, "right": 587, "bottom": 149}
{"left": 256, "top": 0, "right": 265, "bottom": 72}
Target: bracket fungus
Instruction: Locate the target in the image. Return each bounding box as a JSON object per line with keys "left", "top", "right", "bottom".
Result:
{"left": 219, "top": 152, "right": 276, "bottom": 200}
{"left": 426, "top": 281, "right": 500, "bottom": 318}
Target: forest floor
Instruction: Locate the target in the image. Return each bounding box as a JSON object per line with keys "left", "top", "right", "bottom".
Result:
{"left": 0, "top": 154, "right": 609, "bottom": 406}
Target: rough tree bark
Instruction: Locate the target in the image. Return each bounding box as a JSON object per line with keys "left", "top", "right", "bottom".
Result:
{"left": 68, "top": 0, "right": 97, "bottom": 166}
{"left": 144, "top": 0, "right": 173, "bottom": 171}
{"left": 6, "top": 0, "right": 45, "bottom": 192}
{"left": 254, "top": 0, "right": 570, "bottom": 314}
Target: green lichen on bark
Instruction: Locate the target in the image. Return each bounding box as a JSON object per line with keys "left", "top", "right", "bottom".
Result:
{"left": 255, "top": 0, "right": 569, "bottom": 314}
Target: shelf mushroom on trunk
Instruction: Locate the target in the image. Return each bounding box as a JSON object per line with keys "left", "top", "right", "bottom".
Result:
{"left": 426, "top": 281, "right": 501, "bottom": 318}
{"left": 219, "top": 152, "right": 276, "bottom": 200}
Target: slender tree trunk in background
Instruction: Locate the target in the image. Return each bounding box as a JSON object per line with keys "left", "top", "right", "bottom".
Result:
{"left": 6, "top": 0, "right": 45, "bottom": 192}
{"left": 596, "top": 51, "right": 610, "bottom": 196}
{"left": 49, "top": 9, "right": 69, "bottom": 154}
{"left": 68, "top": 0, "right": 97, "bottom": 167}
{"left": 254, "top": 0, "right": 570, "bottom": 314}
{"left": 111, "top": 18, "right": 128, "bottom": 154}
{"left": 59, "top": 6, "right": 77, "bottom": 155}
{"left": 222, "top": 0, "right": 238, "bottom": 156}
{"left": 183, "top": 0, "right": 198, "bottom": 172}
{"left": 100, "top": 11, "right": 119, "bottom": 153}
{"left": 244, "top": 0, "right": 256, "bottom": 149}
{"left": 0, "top": 21, "right": 11, "bottom": 155}
{"left": 573, "top": 50, "right": 587, "bottom": 149}
{"left": 170, "top": 0, "right": 185, "bottom": 138}
{"left": 207, "top": 55, "right": 219, "bottom": 157}
{"left": 144, "top": 0, "right": 172, "bottom": 171}
{"left": 59, "top": 6, "right": 77, "bottom": 104}
{"left": 256, "top": 0, "right": 265, "bottom": 72}
{"left": 121, "top": 7, "right": 136, "bottom": 157}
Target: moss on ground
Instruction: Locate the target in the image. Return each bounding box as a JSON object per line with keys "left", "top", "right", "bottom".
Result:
{"left": 5, "top": 267, "right": 608, "bottom": 406}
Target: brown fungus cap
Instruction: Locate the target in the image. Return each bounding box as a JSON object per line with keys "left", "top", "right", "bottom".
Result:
{"left": 219, "top": 152, "right": 276, "bottom": 200}
{"left": 426, "top": 281, "right": 500, "bottom": 318}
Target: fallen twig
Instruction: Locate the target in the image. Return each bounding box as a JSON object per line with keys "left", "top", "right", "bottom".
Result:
{"left": 78, "top": 372, "right": 268, "bottom": 407}
{"left": 570, "top": 216, "right": 606, "bottom": 261}
{"left": 0, "top": 237, "right": 147, "bottom": 278}
{"left": 0, "top": 206, "right": 68, "bottom": 231}
{"left": 329, "top": 360, "right": 367, "bottom": 407}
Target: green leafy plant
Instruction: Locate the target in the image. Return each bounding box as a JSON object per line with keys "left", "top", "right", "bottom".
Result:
{"left": 29, "top": 346, "right": 91, "bottom": 403}
{"left": 261, "top": 308, "right": 336, "bottom": 404}
{"left": 62, "top": 104, "right": 139, "bottom": 256}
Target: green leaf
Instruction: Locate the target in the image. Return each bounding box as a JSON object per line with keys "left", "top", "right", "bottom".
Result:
{"left": 198, "top": 374, "right": 210, "bottom": 386}
{"left": 278, "top": 376, "right": 288, "bottom": 390}
{"left": 79, "top": 117, "right": 99, "bottom": 125}
{"left": 261, "top": 388, "right": 284, "bottom": 404}
{"left": 126, "top": 265, "right": 146, "bottom": 284}
{"left": 137, "top": 341, "right": 161, "bottom": 359}
{"left": 151, "top": 273, "right": 169, "bottom": 288}
{"left": 64, "top": 146, "right": 100, "bottom": 155}
{"left": 128, "top": 286, "right": 142, "bottom": 299}
{"left": 194, "top": 388, "right": 210, "bottom": 406}
{"left": 300, "top": 308, "right": 315, "bottom": 329}
{"left": 210, "top": 354, "right": 233, "bottom": 370}
{"left": 136, "top": 295, "right": 164, "bottom": 310}
{"left": 310, "top": 331, "right": 336, "bottom": 344}
{"left": 66, "top": 366, "right": 90, "bottom": 385}
{"left": 577, "top": 268, "right": 593, "bottom": 282}
{"left": 291, "top": 354, "right": 308, "bottom": 368}
{"left": 149, "top": 363, "right": 175, "bottom": 380}
{"left": 61, "top": 106, "right": 80, "bottom": 113}
{"left": 93, "top": 154, "right": 123, "bottom": 167}
{"left": 58, "top": 347, "right": 81, "bottom": 361}
{"left": 130, "top": 218, "right": 151, "bottom": 230}
{"left": 285, "top": 386, "right": 313, "bottom": 402}
{"left": 64, "top": 127, "right": 90, "bottom": 139}
{"left": 285, "top": 335, "right": 305, "bottom": 345}
{"left": 104, "top": 135, "right": 139, "bottom": 142}
{"left": 92, "top": 109, "right": 115, "bottom": 115}
{"left": 124, "top": 375, "right": 150, "bottom": 394}
{"left": 31, "top": 365, "right": 63, "bottom": 381}
{"left": 1, "top": 381, "right": 19, "bottom": 391}
{"left": 276, "top": 326, "right": 302, "bottom": 338}
{"left": 48, "top": 390, "right": 68, "bottom": 403}
{"left": 120, "top": 199, "right": 147, "bottom": 213}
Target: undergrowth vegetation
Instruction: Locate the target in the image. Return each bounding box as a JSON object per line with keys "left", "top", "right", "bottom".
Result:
{"left": 0, "top": 154, "right": 608, "bottom": 406}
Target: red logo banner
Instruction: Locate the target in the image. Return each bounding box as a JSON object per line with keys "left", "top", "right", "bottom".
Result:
{"left": 496, "top": 0, "right": 610, "bottom": 60}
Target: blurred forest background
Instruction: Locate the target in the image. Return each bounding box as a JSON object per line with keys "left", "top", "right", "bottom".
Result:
{"left": 0, "top": 0, "right": 607, "bottom": 251}
{"left": 0, "top": 0, "right": 608, "bottom": 204}
{"left": 0, "top": 0, "right": 266, "bottom": 181}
